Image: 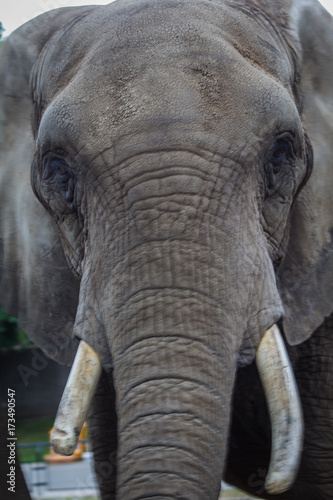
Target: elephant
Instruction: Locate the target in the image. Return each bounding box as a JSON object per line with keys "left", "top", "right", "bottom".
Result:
{"left": 0, "top": 0, "right": 332, "bottom": 498}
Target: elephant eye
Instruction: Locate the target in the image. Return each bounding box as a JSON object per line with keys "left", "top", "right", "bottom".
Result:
{"left": 269, "top": 141, "right": 290, "bottom": 173}
{"left": 44, "top": 157, "right": 71, "bottom": 183}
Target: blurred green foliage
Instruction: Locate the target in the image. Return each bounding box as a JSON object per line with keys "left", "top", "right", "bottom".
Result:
{"left": 0, "top": 307, "right": 34, "bottom": 350}
{"left": 0, "top": 22, "right": 4, "bottom": 40}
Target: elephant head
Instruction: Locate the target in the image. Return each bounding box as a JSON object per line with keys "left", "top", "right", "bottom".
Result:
{"left": 0, "top": 1, "right": 332, "bottom": 499}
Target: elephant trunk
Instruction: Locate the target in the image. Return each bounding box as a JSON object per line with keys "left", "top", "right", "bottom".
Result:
{"left": 92, "top": 234, "right": 241, "bottom": 497}
{"left": 112, "top": 290, "right": 237, "bottom": 498}
{"left": 80, "top": 233, "right": 250, "bottom": 498}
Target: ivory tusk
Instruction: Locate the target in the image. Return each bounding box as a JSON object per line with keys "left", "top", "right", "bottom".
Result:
{"left": 256, "top": 324, "right": 303, "bottom": 495}
{"left": 51, "top": 340, "right": 102, "bottom": 456}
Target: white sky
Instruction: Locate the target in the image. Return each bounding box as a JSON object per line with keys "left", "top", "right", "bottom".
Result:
{"left": 1, "top": 0, "right": 333, "bottom": 36}
{"left": 1, "top": 0, "right": 115, "bottom": 36}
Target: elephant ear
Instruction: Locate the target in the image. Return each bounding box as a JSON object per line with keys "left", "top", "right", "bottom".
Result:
{"left": 0, "top": 7, "right": 95, "bottom": 364}
{"left": 267, "top": 0, "right": 333, "bottom": 344}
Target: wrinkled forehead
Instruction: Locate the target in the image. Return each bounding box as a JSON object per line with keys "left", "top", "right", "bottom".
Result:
{"left": 34, "top": 0, "right": 304, "bottom": 164}
{"left": 34, "top": 0, "right": 296, "bottom": 112}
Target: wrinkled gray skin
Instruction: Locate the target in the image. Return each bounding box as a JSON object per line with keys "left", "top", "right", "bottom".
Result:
{"left": 0, "top": 1, "right": 333, "bottom": 499}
